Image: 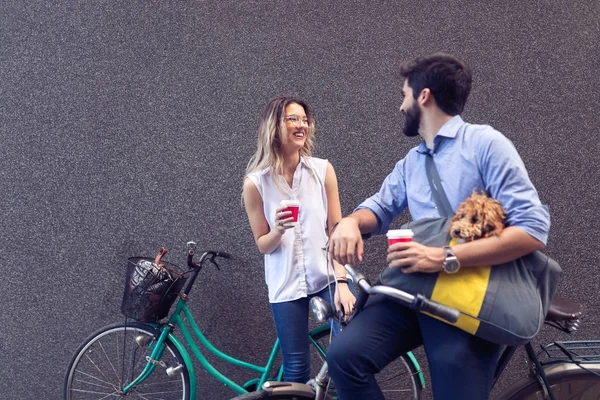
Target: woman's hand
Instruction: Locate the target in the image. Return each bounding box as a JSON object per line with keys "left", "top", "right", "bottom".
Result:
{"left": 274, "top": 206, "right": 295, "bottom": 234}
{"left": 386, "top": 241, "right": 445, "bottom": 273}
{"left": 334, "top": 283, "right": 356, "bottom": 322}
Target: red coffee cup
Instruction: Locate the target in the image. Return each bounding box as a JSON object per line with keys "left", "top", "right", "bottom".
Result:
{"left": 280, "top": 199, "right": 300, "bottom": 227}
{"left": 386, "top": 229, "right": 414, "bottom": 245}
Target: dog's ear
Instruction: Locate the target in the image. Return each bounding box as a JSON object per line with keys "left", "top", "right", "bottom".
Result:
{"left": 481, "top": 198, "right": 507, "bottom": 237}
{"left": 490, "top": 199, "right": 507, "bottom": 223}
{"left": 483, "top": 223, "right": 495, "bottom": 237}
{"left": 483, "top": 204, "right": 504, "bottom": 237}
{"left": 483, "top": 222, "right": 502, "bottom": 237}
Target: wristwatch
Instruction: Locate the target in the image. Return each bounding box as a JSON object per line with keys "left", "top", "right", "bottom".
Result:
{"left": 442, "top": 246, "right": 461, "bottom": 274}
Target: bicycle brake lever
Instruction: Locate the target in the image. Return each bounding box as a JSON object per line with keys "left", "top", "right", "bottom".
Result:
{"left": 209, "top": 255, "right": 221, "bottom": 271}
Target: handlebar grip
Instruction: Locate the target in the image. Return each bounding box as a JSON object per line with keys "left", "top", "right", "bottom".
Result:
{"left": 413, "top": 294, "right": 460, "bottom": 323}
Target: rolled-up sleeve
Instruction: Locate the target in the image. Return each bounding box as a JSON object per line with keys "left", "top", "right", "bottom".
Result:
{"left": 478, "top": 130, "right": 550, "bottom": 244}
{"left": 355, "top": 159, "right": 409, "bottom": 237}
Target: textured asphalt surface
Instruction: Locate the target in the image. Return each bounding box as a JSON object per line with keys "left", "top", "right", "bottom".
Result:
{"left": 1, "top": 1, "right": 598, "bottom": 399}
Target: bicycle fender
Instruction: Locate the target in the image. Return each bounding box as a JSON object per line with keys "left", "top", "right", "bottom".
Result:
{"left": 167, "top": 332, "right": 197, "bottom": 399}
{"left": 405, "top": 351, "right": 425, "bottom": 388}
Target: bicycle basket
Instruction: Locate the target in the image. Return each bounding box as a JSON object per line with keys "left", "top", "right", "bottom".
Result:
{"left": 121, "top": 256, "right": 187, "bottom": 322}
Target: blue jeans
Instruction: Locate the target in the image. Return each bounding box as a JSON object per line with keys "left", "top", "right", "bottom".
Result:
{"left": 326, "top": 294, "right": 503, "bottom": 400}
{"left": 271, "top": 282, "right": 355, "bottom": 384}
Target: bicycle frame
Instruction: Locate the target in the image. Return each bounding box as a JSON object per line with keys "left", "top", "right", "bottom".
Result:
{"left": 120, "top": 295, "right": 332, "bottom": 398}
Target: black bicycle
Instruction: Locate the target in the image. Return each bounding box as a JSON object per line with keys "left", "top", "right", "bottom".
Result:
{"left": 233, "top": 264, "right": 600, "bottom": 400}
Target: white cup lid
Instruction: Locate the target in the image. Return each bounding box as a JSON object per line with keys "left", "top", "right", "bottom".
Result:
{"left": 280, "top": 199, "right": 300, "bottom": 206}
{"left": 386, "top": 229, "right": 414, "bottom": 238}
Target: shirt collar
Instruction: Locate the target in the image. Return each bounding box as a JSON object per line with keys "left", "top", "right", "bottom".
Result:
{"left": 258, "top": 156, "right": 309, "bottom": 175}
{"left": 299, "top": 156, "right": 311, "bottom": 169}
{"left": 416, "top": 115, "right": 465, "bottom": 154}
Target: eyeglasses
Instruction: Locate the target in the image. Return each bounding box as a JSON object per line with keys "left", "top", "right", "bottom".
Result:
{"left": 285, "top": 115, "right": 310, "bottom": 127}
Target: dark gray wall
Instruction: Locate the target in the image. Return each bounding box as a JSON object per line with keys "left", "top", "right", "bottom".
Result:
{"left": 1, "top": 1, "right": 598, "bottom": 399}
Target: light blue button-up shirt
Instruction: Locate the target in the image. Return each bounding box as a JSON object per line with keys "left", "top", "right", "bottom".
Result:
{"left": 357, "top": 115, "right": 550, "bottom": 244}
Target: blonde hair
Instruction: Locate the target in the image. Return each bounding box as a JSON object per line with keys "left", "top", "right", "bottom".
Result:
{"left": 245, "top": 96, "right": 316, "bottom": 187}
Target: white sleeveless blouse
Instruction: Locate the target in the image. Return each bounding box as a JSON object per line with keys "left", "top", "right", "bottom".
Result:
{"left": 247, "top": 157, "right": 333, "bottom": 303}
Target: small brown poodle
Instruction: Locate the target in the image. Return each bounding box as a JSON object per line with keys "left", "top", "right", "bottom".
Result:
{"left": 449, "top": 190, "right": 507, "bottom": 241}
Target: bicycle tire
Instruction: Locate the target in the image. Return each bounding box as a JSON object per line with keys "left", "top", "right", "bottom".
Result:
{"left": 309, "top": 328, "right": 423, "bottom": 400}
{"left": 498, "top": 365, "right": 600, "bottom": 400}
{"left": 64, "top": 322, "right": 190, "bottom": 400}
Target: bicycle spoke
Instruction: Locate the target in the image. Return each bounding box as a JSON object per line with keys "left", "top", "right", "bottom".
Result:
{"left": 72, "top": 369, "right": 116, "bottom": 389}
{"left": 97, "top": 337, "right": 122, "bottom": 387}
{"left": 74, "top": 371, "right": 117, "bottom": 392}
{"left": 378, "top": 371, "right": 418, "bottom": 385}
{"left": 85, "top": 352, "right": 121, "bottom": 392}
{"left": 70, "top": 387, "right": 120, "bottom": 398}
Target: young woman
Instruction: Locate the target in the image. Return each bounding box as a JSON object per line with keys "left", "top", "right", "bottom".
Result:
{"left": 243, "top": 96, "right": 355, "bottom": 384}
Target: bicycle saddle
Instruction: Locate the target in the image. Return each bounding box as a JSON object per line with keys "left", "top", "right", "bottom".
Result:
{"left": 546, "top": 297, "right": 583, "bottom": 322}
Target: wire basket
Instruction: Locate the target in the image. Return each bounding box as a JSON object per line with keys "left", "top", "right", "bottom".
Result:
{"left": 121, "top": 256, "right": 187, "bottom": 322}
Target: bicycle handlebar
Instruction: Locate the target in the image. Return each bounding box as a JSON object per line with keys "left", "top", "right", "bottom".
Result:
{"left": 186, "top": 241, "right": 232, "bottom": 270}
{"left": 344, "top": 264, "right": 460, "bottom": 324}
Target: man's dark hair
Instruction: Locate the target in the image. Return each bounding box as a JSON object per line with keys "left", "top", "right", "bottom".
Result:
{"left": 400, "top": 52, "right": 472, "bottom": 116}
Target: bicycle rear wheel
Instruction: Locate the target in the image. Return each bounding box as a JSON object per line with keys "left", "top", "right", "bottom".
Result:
{"left": 64, "top": 322, "right": 190, "bottom": 400}
{"left": 309, "top": 327, "right": 423, "bottom": 399}
{"left": 499, "top": 365, "right": 600, "bottom": 400}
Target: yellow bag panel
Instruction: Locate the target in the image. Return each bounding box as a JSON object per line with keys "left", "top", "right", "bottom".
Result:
{"left": 428, "top": 239, "right": 491, "bottom": 334}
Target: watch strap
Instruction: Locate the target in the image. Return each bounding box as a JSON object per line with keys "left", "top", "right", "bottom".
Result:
{"left": 443, "top": 245, "right": 455, "bottom": 258}
{"left": 442, "top": 245, "right": 460, "bottom": 273}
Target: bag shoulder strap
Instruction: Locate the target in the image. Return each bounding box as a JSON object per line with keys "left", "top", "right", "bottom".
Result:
{"left": 425, "top": 153, "right": 454, "bottom": 218}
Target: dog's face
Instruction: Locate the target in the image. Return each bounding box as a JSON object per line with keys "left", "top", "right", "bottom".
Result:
{"left": 449, "top": 192, "right": 507, "bottom": 241}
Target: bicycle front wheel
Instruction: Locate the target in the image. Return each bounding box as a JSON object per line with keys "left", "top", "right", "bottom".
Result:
{"left": 64, "top": 322, "right": 190, "bottom": 400}
{"left": 499, "top": 365, "right": 600, "bottom": 400}
{"left": 309, "top": 327, "right": 423, "bottom": 400}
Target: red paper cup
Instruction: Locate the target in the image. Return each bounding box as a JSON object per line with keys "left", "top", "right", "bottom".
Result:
{"left": 386, "top": 229, "right": 414, "bottom": 246}
{"left": 280, "top": 200, "right": 300, "bottom": 227}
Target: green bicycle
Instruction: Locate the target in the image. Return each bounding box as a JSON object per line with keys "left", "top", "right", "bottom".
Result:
{"left": 63, "top": 242, "right": 424, "bottom": 399}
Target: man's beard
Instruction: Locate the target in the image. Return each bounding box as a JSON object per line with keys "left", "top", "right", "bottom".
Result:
{"left": 403, "top": 103, "right": 421, "bottom": 137}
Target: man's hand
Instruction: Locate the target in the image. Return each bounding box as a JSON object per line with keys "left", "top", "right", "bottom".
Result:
{"left": 328, "top": 217, "right": 364, "bottom": 266}
{"left": 387, "top": 241, "right": 445, "bottom": 273}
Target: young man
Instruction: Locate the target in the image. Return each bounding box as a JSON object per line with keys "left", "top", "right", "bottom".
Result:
{"left": 326, "top": 53, "right": 550, "bottom": 399}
